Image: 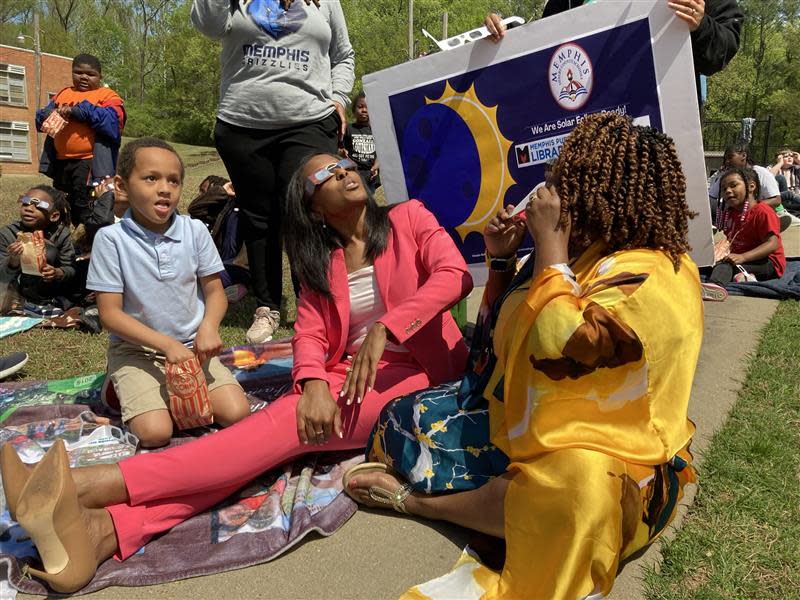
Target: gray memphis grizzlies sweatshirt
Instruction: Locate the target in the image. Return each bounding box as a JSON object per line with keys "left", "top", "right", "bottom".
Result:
{"left": 192, "top": 0, "right": 355, "bottom": 130}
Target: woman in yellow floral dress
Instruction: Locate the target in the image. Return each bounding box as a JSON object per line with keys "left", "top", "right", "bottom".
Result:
{"left": 344, "top": 113, "right": 703, "bottom": 599}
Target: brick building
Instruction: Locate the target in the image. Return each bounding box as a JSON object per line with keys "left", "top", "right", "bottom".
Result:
{"left": 0, "top": 44, "right": 73, "bottom": 175}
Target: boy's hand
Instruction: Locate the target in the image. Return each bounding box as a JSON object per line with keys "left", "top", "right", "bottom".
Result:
{"left": 7, "top": 241, "right": 24, "bottom": 256}
{"left": 193, "top": 322, "right": 223, "bottom": 364}
{"left": 164, "top": 339, "right": 195, "bottom": 365}
{"left": 40, "top": 265, "right": 62, "bottom": 281}
{"left": 94, "top": 176, "right": 116, "bottom": 197}
{"left": 56, "top": 104, "right": 73, "bottom": 119}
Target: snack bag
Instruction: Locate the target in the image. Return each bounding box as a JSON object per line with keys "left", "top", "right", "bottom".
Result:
{"left": 17, "top": 231, "right": 47, "bottom": 276}
{"left": 165, "top": 356, "right": 214, "bottom": 429}
{"left": 713, "top": 236, "right": 730, "bottom": 264}
{"left": 41, "top": 110, "right": 68, "bottom": 138}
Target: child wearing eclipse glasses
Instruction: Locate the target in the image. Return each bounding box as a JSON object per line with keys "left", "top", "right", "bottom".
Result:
{"left": 0, "top": 185, "right": 76, "bottom": 313}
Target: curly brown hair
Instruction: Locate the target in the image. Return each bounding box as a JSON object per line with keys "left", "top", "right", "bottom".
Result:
{"left": 554, "top": 113, "right": 696, "bottom": 270}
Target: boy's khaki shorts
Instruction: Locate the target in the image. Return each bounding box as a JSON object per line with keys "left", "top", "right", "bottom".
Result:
{"left": 107, "top": 341, "right": 241, "bottom": 423}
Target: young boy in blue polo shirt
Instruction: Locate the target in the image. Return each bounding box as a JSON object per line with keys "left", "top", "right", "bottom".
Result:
{"left": 87, "top": 137, "right": 250, "bottom": 447}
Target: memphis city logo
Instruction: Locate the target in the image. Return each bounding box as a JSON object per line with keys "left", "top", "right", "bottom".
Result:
{"left": 549, "top": 42, "right": 594, "bottom": 111}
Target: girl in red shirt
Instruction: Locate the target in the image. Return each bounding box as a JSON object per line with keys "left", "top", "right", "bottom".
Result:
{"left": 711, "top": 166, "right": 786, "bottom": 285}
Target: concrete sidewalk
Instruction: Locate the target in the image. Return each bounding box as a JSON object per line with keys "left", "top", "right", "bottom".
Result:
{"left": 40, "top": 292, "right": 777, "bottom": 600}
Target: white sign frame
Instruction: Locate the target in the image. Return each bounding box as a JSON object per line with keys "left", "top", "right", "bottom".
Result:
{"left": 364, "top": 0, "right": 713, "bottom": 282}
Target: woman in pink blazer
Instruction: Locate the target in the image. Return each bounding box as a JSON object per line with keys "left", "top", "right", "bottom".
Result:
{"left": 1, "top": 154, "right": 473, "bottom": 592}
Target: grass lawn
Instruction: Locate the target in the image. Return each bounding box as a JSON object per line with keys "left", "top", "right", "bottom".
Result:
{"left": 0, "top": 142, "right": 295, "bottom": 381}
{"left": 645, "top": 299, "right": 800, "bottom": 599}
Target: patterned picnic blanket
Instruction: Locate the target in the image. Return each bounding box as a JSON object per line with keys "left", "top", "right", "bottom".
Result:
{"left": 0, "top": 317, "right": 42, "bottom": 339}
{"left": 0, "top": 340, "right": 361, "bottom": 595}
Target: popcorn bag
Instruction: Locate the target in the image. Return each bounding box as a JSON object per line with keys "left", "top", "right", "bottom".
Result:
{"left": 17, "top": 231, "right": 47, "bottom": 276}
{"left": 165, "top": 356, "right": 214, "bottom": 429}
{"left": 713, "top": 237, "right": 730, "bottom": 264}
{"left": 41, "top": 110, "right": 68, "bottom": 138}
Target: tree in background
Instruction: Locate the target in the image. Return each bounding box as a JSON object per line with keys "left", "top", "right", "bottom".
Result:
{"left": 2, "top": 0, "right": 795, "bottom": 150}
{"left": 705, "top": 0, "right": 800, "bottom": 151}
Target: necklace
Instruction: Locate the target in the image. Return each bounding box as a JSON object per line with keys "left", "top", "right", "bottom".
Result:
{"left": 717, "top": 199, "right": 749, "bottom": 243}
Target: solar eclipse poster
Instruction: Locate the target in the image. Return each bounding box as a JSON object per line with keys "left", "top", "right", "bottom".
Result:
{"left": 364, "top": 0, "right": 713, "bottom": 282}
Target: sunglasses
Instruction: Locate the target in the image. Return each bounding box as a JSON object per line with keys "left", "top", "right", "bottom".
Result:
{"left": 304, "top": 158, "right": 358, "bottom": 198}
{"left": 20, "top": 195, "right": 52, "bottom": 212}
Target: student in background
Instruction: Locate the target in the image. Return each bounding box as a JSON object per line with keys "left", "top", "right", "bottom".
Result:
{"left": 36, "top": 53, "right": 124, "bottom": 235}
{"left": 343, "top": 92, "right": 380, "bottom": 192}
{"left": 710, "top": 166, "right": 785, "bottom": 285}
{"left": 769, "top": 148, "right": 800, "bottom": 217}
{"left": 708, "top": 141, "right": 790, "bottom": 231}
{"left": 0, "top": 185, "right": 75, "bottom": 314}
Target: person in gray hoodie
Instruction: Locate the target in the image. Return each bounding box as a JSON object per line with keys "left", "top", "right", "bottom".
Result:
{"left": 191, "top": 0, "right": 355, "bottom": 344}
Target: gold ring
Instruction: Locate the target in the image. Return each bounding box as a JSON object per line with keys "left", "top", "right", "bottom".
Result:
{"left": 345, "top": 367, "right": 353, "bottom": 373}
{"left": 691, "top": 8, "right": 696, "bottom": 15}
{"left": 315, "top": 430, "right": 324, "bottom": 435}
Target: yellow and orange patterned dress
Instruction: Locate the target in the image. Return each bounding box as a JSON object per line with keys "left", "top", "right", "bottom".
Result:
{"left": 404, "top": 242, "right": 703, "bottom": 600}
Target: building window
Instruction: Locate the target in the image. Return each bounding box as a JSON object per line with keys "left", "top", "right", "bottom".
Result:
{"left": 0, "top": 121, "right": 31, "bottom": 162}
{"left": 0, "top": 64, "right": 27, "bottom": 106}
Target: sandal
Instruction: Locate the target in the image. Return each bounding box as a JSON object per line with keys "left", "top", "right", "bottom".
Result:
{"left": 342, "top": 462, "right": 412, "bottom": 514}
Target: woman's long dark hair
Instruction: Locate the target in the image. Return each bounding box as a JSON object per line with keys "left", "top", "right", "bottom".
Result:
{"left": 284, "top": 153, "right": 392, "bottom": 297}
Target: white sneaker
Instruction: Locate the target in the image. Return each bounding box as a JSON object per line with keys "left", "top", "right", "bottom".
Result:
{"left": 700, "top": 282, "right": 728, "bottom": 302}
{"left": 246, "top": 307, "right": 281, "bottom": 344}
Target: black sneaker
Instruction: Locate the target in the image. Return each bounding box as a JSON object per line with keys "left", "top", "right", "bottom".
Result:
{"left": 779, "top": 214, "right": 792, "bottom": 233}
{"left": 0, "top": 352, "right": 28, "bottom": 380}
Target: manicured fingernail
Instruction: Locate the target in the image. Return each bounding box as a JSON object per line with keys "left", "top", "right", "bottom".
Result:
{"left": 356, "top": 395, "right": 362, "bottom": 404}
{"left": 338, "top": 432, "right": 343, "bottom": 438}
{"left": 367, "top": 386, "right": 372, "bottom": 393}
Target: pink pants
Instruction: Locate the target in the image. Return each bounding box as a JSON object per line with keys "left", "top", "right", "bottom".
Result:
{"left": 107, "top": 352, "right": 430, "bottom": 559}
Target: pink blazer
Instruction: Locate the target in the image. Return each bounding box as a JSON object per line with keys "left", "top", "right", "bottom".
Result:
{"left": 292, "top": 200, "right": 473, "bottom": 390}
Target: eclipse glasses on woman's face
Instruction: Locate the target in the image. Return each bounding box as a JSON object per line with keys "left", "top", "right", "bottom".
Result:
{"left": 305, "top": 158, "right": 357, "bottom": 198}
{"left": 20, "top": 195, "right": 52, "bottom": 212}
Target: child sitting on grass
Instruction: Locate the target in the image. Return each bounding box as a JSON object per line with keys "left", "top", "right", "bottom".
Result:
{"left": 0, "top": 185, "right": 75, "bottom": 314}
{"left": 188, "top": 175, "right": 249, "bottom": 304}
{"left": 710, "top": 166, "right": 786, "bottom": 285}
{"left": 87, "top": 137, "right": 250, "bottom": 447}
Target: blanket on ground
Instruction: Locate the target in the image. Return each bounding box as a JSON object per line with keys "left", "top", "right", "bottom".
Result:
{"left": 0, "top": 339, "right": 360, "bottom": 596}
{"left": 725, "top": 258, "right": 800, "bottom": 299}
{"left": 0, "top": 317, "right": 41, "bottom": 339}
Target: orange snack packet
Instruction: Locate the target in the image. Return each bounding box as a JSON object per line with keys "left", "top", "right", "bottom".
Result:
{"left": 17, "top": 231, "right": 47, "bottom": 276}
{"left": 165, "top": 356, "right": 214, "bottom": 430}
{"left": 41, "top": 110, "right": 68, "bottom": 138}
{"left": 713, "top": 237, "right": 730, "bottom": 264}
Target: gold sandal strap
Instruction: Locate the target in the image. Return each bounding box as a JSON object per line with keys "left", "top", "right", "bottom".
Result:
{"left": 368, "top": 483, "right": 412, "bottom": 514}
